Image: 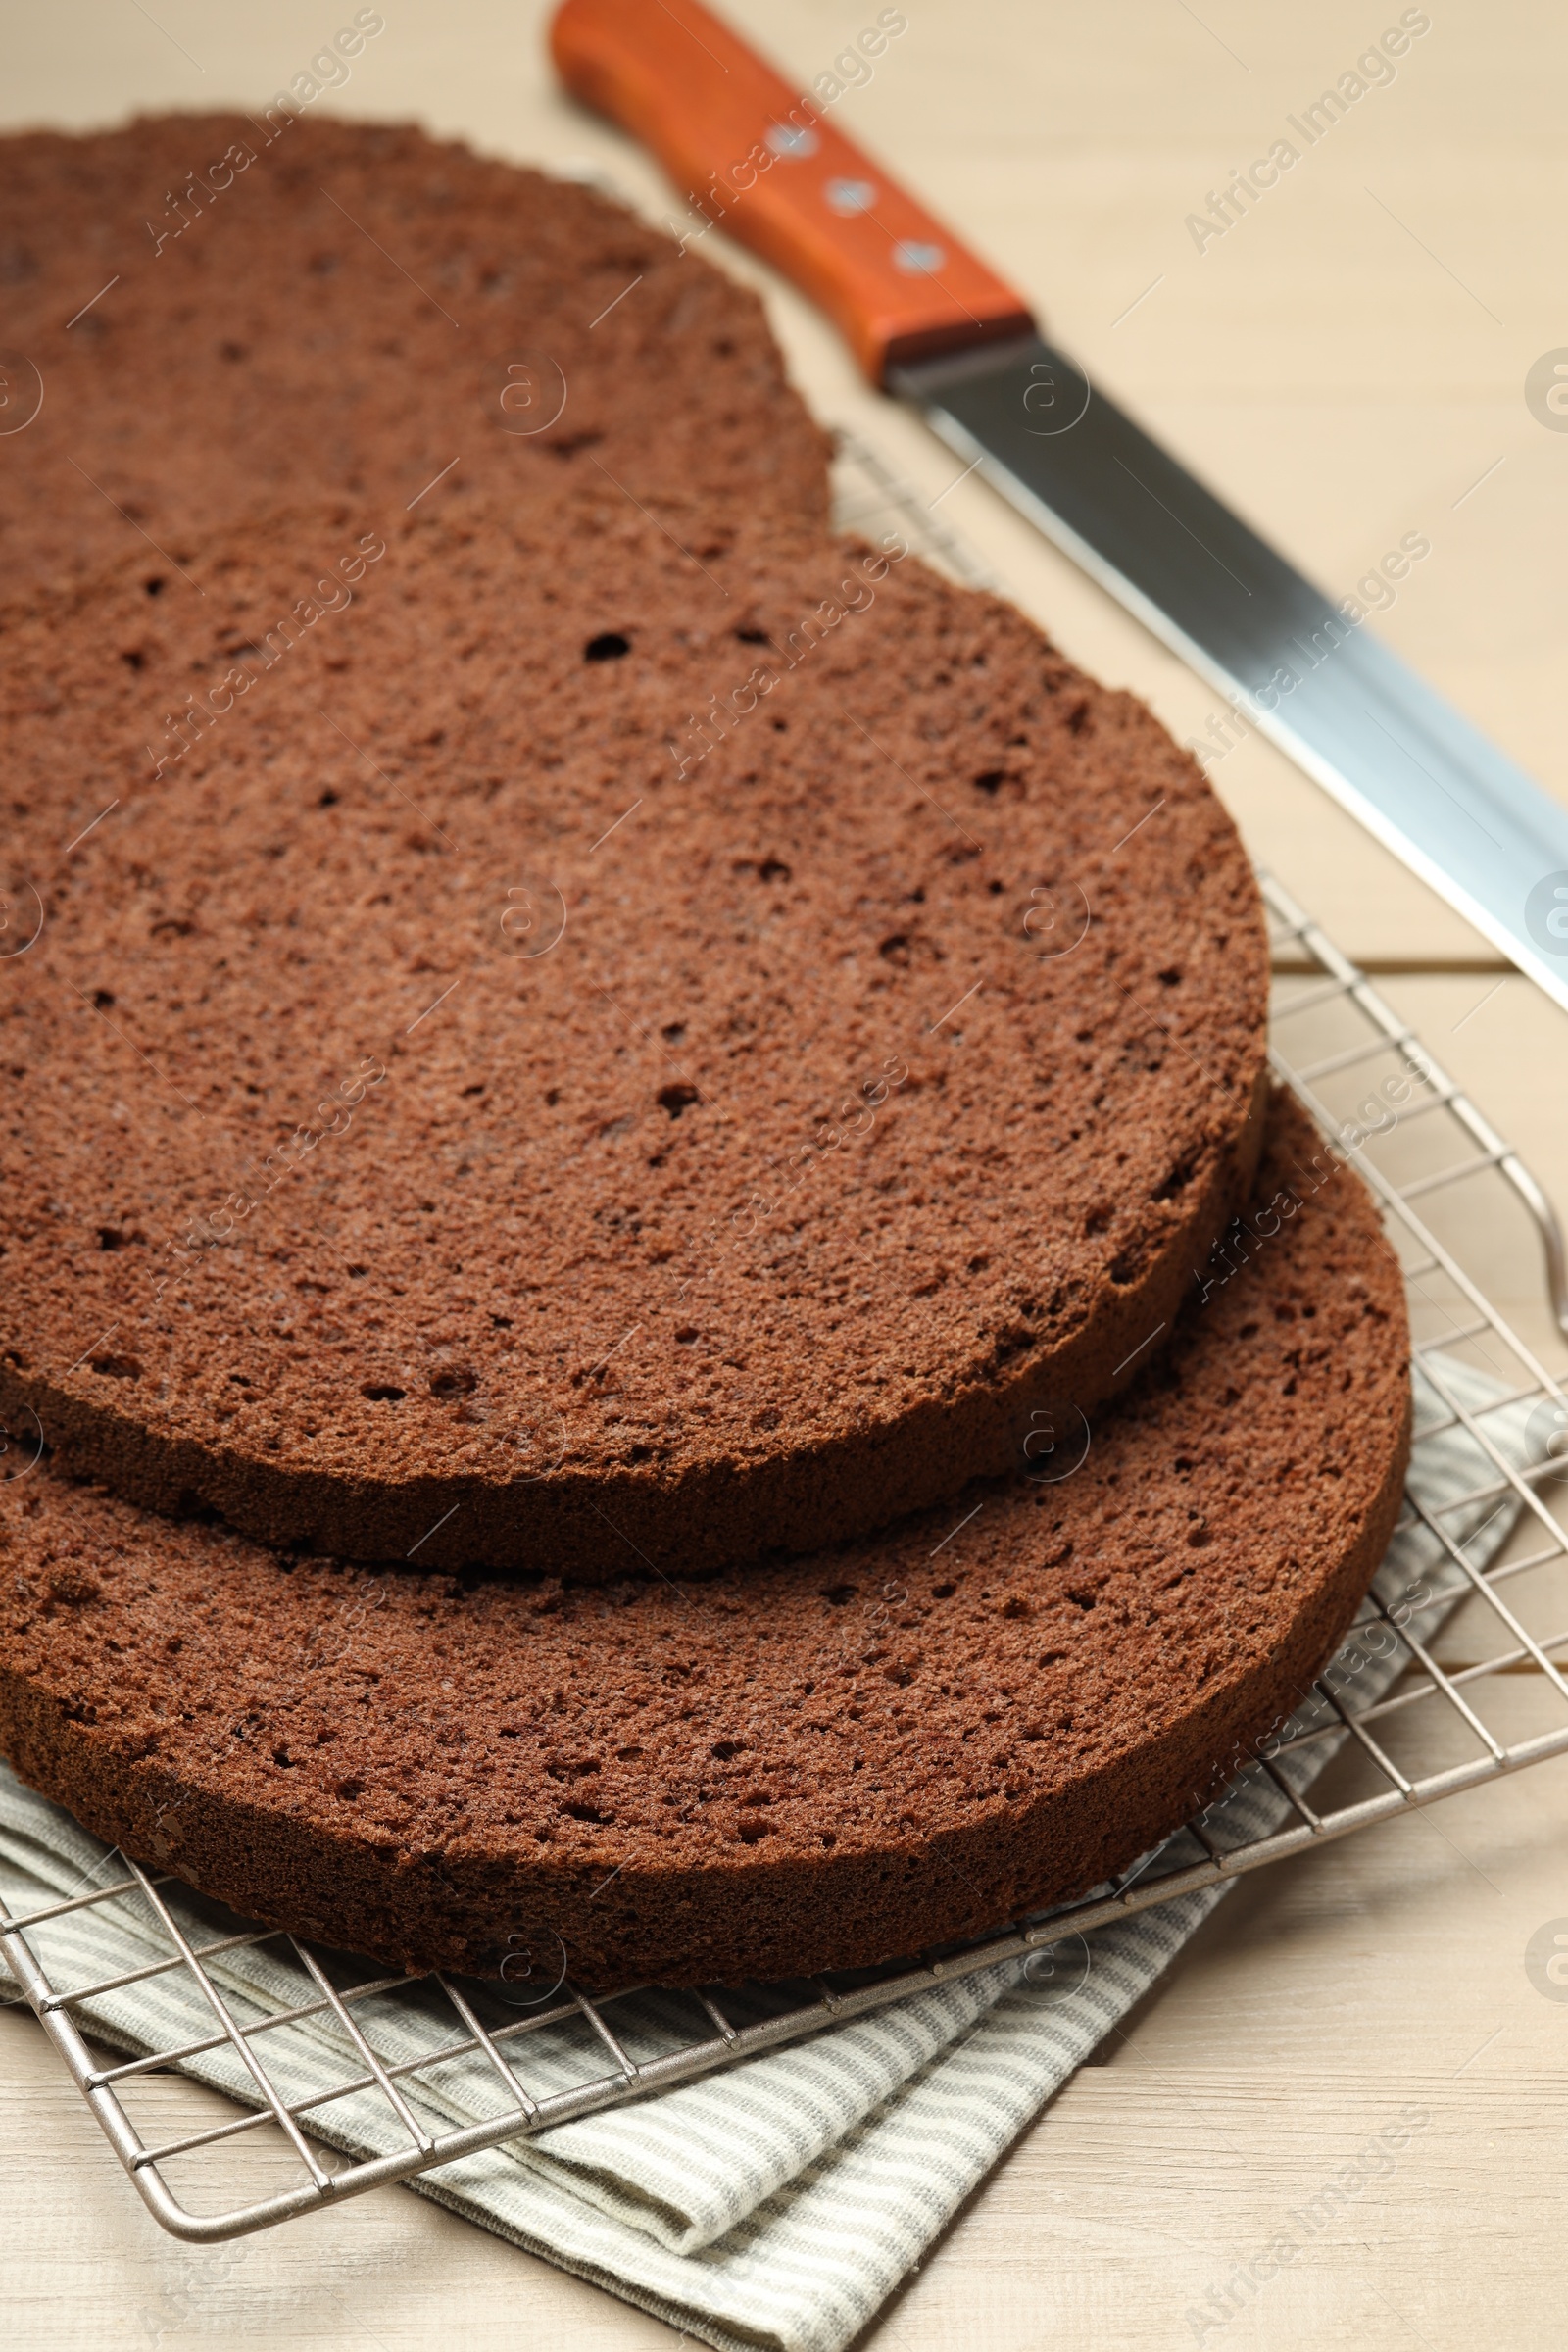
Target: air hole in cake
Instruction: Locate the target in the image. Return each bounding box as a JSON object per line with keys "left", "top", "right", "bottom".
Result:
{"left": 429, "top": 1365, "right": 478, "bottom": 1401}
{"left": 90, "top": 1353, "right": 140, "bottom": 1381}
{"left": 879, "top": 934, "right": 910, "bottom": 963}
{"left": 738, "top": 1821, "right": 772, "bottom": 1843}
{"left": 318, "top": 789, "right": 339, "bottom": 807}
{"left": 1108, "top": 1245, "right": 1145, "bottom": 1286}
{"left": 931, "top": 1583, "right": 956, "bottom": 1600}
{"left": 120, "top": 648, "right": 145, "bottom": 670}
{"left": 756, "top": 856, "right": 790, "bottom": 883}
{"left": 973, "top": 770, "right": 1004, "bottom": 794}
{"left": 1084, "top": 1204, "right": 1112, "bottom": 1237}
{"left": 822, "top": 1583, "right": 858, "bottom": 1606}
{"left": 735, "top": 625, "right": 770, "bottom": 644}
{"left": 1155, "top": 1157, "right": 1196, "bottom": 1201}
{"left": 96, "top": 1227, "right": 132, "bottom": 1250}
{"left": 1157, "top": 966, "right": 1183, "bottom": 987}
{"left": 675, "top": 1327, "right": 699, "bottom": 1344}
{"left": 362, "top": 1384, "right": 406, "bottom": 1402}
{"left": 710, "top": 1740, "right": 744, "bottom": 1759}
{"left": 662, "top": 1021, "right": 685, "bottom": 1042}
{"left": 347, "top": 1264, "right": 368, "bottom": 1278}
{"left": 143, "top": 577, "right": 165, "bottom": 597}
{"left": 583, "top": 631, "right": 630, "bottom": 662}
{"left": 657, "top": 1082, "right": 699, "bottom": 1118}
{"left": 92, "top": 989, "right": 115, "bottom": 1008}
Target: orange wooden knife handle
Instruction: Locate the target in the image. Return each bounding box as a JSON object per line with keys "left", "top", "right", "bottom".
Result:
{"left": 550, "top": 0, "right": 1036, "bottom": 384}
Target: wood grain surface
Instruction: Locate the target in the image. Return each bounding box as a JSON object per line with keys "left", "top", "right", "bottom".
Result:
{"left": 3, "top": 2, "right": 1568, "bottom": 2344}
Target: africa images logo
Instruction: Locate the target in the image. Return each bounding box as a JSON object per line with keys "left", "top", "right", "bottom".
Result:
{"left": 1525, "top": 871, "right": 1568, "bottom": 959}
{"left": 1525, "top": 349, "right": 1568, "bottom": 433}
{"left": 1525, "top": 1918, "right": 1568, "bottom": 2002}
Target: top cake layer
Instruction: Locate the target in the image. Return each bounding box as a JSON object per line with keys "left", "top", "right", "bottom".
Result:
{"left": 0, "top": 111, "right": 833, "bottom": 593}
{"left": 0, "top": 477, "right": 1268, "bottom": 1577}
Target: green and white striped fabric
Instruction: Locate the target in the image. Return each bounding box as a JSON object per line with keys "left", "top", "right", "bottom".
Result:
{"left": 0, "top": 1358, "right": 1531, "bottom": 2352}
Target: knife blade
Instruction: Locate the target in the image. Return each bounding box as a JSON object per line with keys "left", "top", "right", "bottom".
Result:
{"left": 552, "top": 0, "right": 1568, "bottom": 1009}
{"left": 895, "top": 335, "right": 1568, "bottom": 1008}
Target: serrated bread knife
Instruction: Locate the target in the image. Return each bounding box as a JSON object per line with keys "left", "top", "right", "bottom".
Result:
{"left": 553, "top": 0, "right": 1568, "bottom": 1011}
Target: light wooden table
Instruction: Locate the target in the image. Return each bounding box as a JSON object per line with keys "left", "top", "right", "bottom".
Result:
{"left": 5, "top": 3, "right": 1568, "bottom": 2344}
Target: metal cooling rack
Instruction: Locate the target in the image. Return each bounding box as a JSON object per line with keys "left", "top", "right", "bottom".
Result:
{"left": 5, "top": 453, "right": 1568, "bottom": 2245}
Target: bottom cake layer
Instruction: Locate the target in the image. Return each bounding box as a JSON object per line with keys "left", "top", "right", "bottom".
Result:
{"left": 0, "top": 1092, "right": 1409, "bottom": 1988}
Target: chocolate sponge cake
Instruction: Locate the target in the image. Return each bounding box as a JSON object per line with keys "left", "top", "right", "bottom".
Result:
{"left": 0, "top": 1093, "right": 1410, "bottom": 1988}
{"left": 0, "top": 479, "right": 1268, "bottom": 1577}
{"left": 0, "top": 112, "right": 832, "bottom": 596}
